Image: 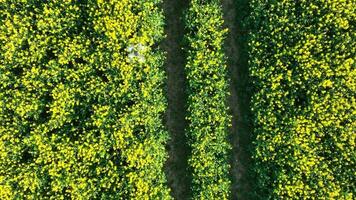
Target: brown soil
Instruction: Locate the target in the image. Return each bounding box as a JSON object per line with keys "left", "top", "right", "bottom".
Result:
{"left": 161, "top": 0, "right": 191, "bottom": 199}
{"left": 222, "top": 0, "right": 256, "bottom": 199}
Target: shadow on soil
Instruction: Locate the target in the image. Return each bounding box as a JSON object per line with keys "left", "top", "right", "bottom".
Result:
{"left": 222, "top": 0, "right": 258, "bottom": 199}
{"left": 161, "top": 0, "right": 191, "bottom": 200}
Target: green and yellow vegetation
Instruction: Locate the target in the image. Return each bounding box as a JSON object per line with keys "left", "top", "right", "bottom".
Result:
{"left": 249, "top": 0, "right": 356, "bottom": 199}
{"left": 0, "top": 0, "right": 171, "bottom": 199}
{"left": 0, "top": 0, "right": 355, "bottom": 199}
{"left": 184, "top": 0, "right": 231, "bottom": 199}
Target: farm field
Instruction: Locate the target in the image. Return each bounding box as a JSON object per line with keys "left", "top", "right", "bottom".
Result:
{"left": 0, "top": 0, "right": 355, "bottom": 199}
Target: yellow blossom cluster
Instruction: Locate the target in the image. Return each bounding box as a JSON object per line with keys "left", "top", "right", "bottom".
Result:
{"left": 185, "top": 0, "right": 231, "bottom": 199}
{"left": 249, "top": 0, "right": 355, "bottom": 199}
{"left": 0, "top": 0, "right": 171, "bottom": 199}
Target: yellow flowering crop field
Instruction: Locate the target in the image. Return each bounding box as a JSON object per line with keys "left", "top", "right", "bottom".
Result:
{"left": 249, "top": 0, "right": 355, "bottom": 199}
{"left": 0, "top": 0, "right": 170, "bottom": 199}
{"left": 0, "top": 0, "right": 354, "bottom": 199}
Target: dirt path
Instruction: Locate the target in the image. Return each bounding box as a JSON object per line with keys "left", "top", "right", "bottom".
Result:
{"left": 161, "top": 0, "right": 190, "bottom": 199}
{"left": 221, "top": 0, "right": 256, "bottom": 199}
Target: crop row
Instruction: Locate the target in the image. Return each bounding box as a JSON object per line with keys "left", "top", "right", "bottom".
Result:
{"left": 0, "top": 1, "right": 171, "bottom": 199}
{"left": 184, "top": 0, "right": 231, "bottom": 199}
{"left": 249, "top": 0, "right": 355, "bottom": 199}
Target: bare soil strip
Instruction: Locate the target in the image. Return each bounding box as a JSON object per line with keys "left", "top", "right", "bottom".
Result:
{"left": 161, "top": 1, "right": 191, "bottom": 199}
{"left": 222, "top": 0, "right": 256, "bottom": 199}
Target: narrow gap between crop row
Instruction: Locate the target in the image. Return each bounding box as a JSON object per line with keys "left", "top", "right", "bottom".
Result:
{"left": 161, "top": 0, "right": 191, "bottom": 199}
{"left": 222, "top": 0, "right": 257, "bottom": 199}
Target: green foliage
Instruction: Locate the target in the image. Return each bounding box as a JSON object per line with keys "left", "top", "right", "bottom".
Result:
{"left": 184, "top": 0, "right": 231, "bottom": 199}
{"left": 249, "top": 0, "right": 356, "bottom": 199}
{"left": 0, "top": 0, "right": 171, "bottom": 199}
